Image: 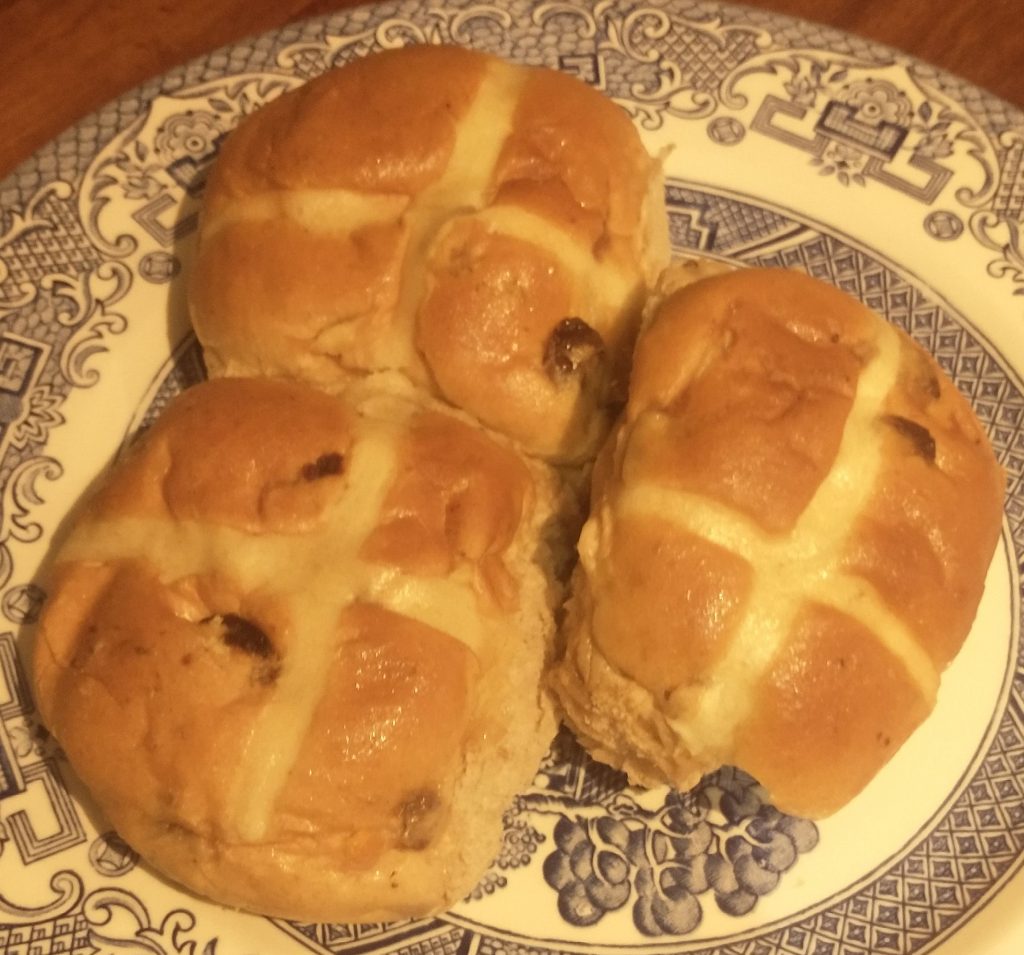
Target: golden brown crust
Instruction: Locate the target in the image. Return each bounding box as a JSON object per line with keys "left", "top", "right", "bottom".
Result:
{"left": 84, "top": 375, "right": 359, "bottom": 530}
{"left": 33, "top": 376, "right": 560, "bottom": 921}
{"left": 189, "top": 45, "right": 669, "bottom": 462}
{"left": 552, "top": 266, "right": 1004, "bottom": 818}
{"left": 729, "top": 605, "right": 932, "bottom": 816}
{"left": 625, "top": 267, "right": 874, "bottom": 532}
{"left": 204, "top": 44, "right": 487, "bottom": 200}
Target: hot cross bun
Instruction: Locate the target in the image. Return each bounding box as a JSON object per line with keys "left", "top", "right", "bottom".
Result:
{"left": 188, "top": 44, "right": 669, "bottom": 463}
{"left": 551, "top": 266, "right": 1004, "bottom": 818}
{"left": 33, "top": 375, "right": 562, "bottom": 921}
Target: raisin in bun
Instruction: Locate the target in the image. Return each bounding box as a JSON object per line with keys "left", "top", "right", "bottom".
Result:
{"left": 551, "top": 266, "right": 1004, "bottom": 819}
{"left": 188, "top": 43, "right": 670, "bottom": 463}
{"left": 32, "top": 376, "right": 561, "bottom": 921}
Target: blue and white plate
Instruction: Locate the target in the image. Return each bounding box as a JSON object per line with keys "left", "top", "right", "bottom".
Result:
{"left": 0, "top": 2, "right": 1021, "bottom": 953}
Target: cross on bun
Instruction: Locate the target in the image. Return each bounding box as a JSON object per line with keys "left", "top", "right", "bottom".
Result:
{"left": 32, "top": 376, "right": 561, "bottom": 921}
{"left": 551, "top": 266, "right": 1004, "bottom": 819}
{"left": 188, "top": 44, "right": 670, "bottom": 463}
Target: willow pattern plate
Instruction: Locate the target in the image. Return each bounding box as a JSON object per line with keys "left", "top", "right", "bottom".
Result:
{"left": 0, "top": 2, "right": 1022, "bottom": 953}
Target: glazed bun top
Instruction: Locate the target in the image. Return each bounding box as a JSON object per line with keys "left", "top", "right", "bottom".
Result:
{"left": 189, "top": 43, "right": 669, "bottom": 463}
{"left": 555, "top": 266, "right": 1004, "bottom": 817}
{"left": 33, "top": 376, "right": 561, "bottom": 920}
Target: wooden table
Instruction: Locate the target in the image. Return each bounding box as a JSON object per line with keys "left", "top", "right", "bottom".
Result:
{"left": 1, "top": 0, "right": 1021, "bottom": 180}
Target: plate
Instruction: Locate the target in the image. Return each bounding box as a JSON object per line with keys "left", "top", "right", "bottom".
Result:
{"left": 1, "top": 1, "right": 1022, "bottom": 953}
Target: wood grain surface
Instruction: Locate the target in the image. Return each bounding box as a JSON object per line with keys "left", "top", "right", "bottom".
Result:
{"left": 0, "top": 0, "right": 1021, "bottom": 179}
